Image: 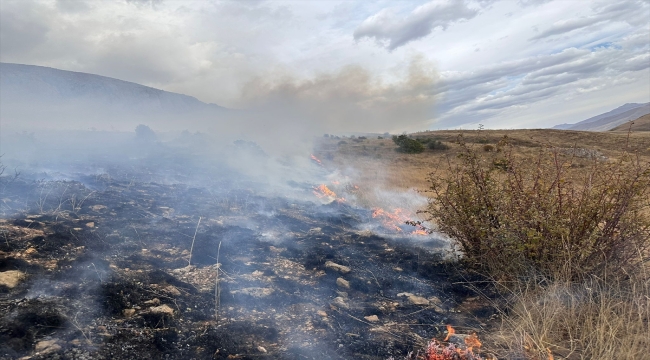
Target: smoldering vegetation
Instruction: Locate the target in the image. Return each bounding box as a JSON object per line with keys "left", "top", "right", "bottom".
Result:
{"left": 0, "top": 118, "right": 495, "bottom": 360}
{"left": 0, "top": 56, "right": 482, "bottom": 359}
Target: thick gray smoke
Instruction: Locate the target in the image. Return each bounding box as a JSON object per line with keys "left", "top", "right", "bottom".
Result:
{"left": 230, "top": 56, "right": 437, "bottom": 153}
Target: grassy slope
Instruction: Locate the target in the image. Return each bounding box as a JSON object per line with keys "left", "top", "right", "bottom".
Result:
{"left": 610, "top": 113, "right": 650, "bottom": 132}
{"left": 326, "top": 129, "right": 650, "bottom": 191}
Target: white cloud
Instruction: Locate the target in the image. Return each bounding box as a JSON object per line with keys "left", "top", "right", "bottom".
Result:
{"left": 353, "top": 1, "right": 478, "bottom": 51}
{"left": 0, "top": 0, "right": 648, "bottom": 131}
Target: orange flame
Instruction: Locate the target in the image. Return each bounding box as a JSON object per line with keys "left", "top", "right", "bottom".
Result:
{"left": 464, "top": 333, "right": 482, "bottom": 353}
{"left": 310, "top": 154, "right": 322, "bottom": 166}
{"left": 313, "top": 184, "right": 346, "bottom": 203}
{"left": 444, "top": 324, "right": 455, "bottom": 341}
{"left": 313, "top": 184, "right": 336, "bottom": 199}
{"left": 371, "top": 207, "right": 428, "bottom": 235}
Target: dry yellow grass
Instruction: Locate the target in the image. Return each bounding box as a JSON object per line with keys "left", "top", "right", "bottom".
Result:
{"left": 319, "top": 129, "right": 650, "bottom": 360}
{"left": 321, "top": 129, "right": 650, "bottom": 192}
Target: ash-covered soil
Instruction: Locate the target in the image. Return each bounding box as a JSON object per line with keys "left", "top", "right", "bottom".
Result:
{"left": 0, "top": 173, "right": 493, "bottom": 359}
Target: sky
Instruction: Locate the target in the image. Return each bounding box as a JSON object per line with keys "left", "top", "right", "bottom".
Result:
{"left": 0, "top": 0, "right": 649, "bottom": 130}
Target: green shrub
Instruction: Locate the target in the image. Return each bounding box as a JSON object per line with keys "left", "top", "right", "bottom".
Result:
{"left": 428, "top": 140, "right": 450, "bottom": 151}
{"left": 392, "top": 135, "right": 425, "bottom": 154}
{"left": 424, "top": 136, "right": 650, "bottom": 281}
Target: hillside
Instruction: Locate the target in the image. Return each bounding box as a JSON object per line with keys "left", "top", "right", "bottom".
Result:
{"left": 553, "top": 102, "right": 650, "bottom": 131}
{"left": 318, "top": 129, "right": 650, "bottom": 192}
{"left": 610, "top": 113, "right": 650, "bottom": 132}
{"left": 0, "top": 63, "right": 228, "bottom": 130}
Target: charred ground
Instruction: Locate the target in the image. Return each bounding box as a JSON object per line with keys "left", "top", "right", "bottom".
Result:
{"left": 0, "top": 160, "right": 492, "bottom": 359}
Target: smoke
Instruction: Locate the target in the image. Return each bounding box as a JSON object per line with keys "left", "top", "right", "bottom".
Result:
{"left": 224, "top": 55, "right": 437, "bottom": 155}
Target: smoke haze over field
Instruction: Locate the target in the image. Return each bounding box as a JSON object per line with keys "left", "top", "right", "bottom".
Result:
{"left": 1, "top": 0, "right": 648, "bottom": 130}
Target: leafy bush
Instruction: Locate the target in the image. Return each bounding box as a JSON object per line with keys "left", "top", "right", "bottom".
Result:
{"left": 428, "top": 140, "right": 450, "bottom": 151}
{"left": 233, "top": 140, "right": 267, "bottom": 157}
{"left": 424, "top": 136, "right": 650, "bottom": 280}
{"left": 393, "top": 135, "right": 425, "bottom": 154}
{"left": 135, "top": 124, "right": 156, "bottom": 142}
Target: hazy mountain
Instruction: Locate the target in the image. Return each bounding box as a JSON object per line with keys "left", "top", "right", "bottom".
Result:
{"left": 0, "top": 63, "right": 228, "bottom": 131}
{"left": 553, "top": 102, "right": 650, "bottom": 131}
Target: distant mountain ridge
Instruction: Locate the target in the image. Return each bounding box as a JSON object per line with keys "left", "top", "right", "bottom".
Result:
{"left": 0, "top": 62, "right": 228, "bottom": 130}
{"left": 610, "top": 113, "right": 650, "bottom": 132}
{"left": 553, "top": 102, "right": 650, "bottom": 131}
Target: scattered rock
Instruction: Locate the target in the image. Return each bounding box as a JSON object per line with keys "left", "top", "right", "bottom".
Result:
{"left": 364, "top": 315, "right": 379, "bottom": 323}
{"left": 231, "top": 287, "right": 274, "bottom": 298}
{"left": 336, "top": 277, "right": 350, "bottom": 289}
{"left": 122, "top": 309, "right": 136, "bottom": 318}
{"left": 35, "top": 339, "right": 61, "bottom": 354}
{"left": 393, "top": 267, "right": 403, "bottom": 272}
{"left": 24, "top": 247, "right": 37, "bottom": 255}
{"left": 317, "top": 310, "right": 328, "bottom": 317}
{"left": 0, "top": 270, "right": 25, "bottom": 288}
{"left": 257, "top": 346, "right": 267, "bottom": 353}
{"left": 163, "top": 285, "right": 181, "bottom": 296}
{"left": 144, "top": 298, "right": 161, "bottom": 306}
{"left": 86, "top": 222, "right": 95, "bottom": 228}
{"left": 325, "top": 261, "right": 351, "bottom": 274}
{"left": 331, "top": 297, "right": 349, "bottom": 309}
{"left": 408, "top": 295, "right": 430, "bottom": 306}
{"left": 149, "top": 304, "right": 174, "bottom": 316}
{"left": 90, "top": 205, "right": 107, "bottom": 211}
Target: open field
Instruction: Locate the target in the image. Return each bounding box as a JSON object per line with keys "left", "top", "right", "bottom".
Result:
{"left": 320, "top": 129, "right": 650, "bottom": 192}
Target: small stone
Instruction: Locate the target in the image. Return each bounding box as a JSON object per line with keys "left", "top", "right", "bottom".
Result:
{"left": 85, "top": 222, "right": 95, "bottom": 228}
{"left": 0, "top": 270, "right": 25, "bottom": 288}
{"left": 393, "top": 267, "right": 403, "bottom": 272}
{"left": 364, "top": 315, "right": 379, "bottom": 323}
{"left": 164, "top": 285, "right": 181, "bottom": 296}
{"left": 122, "top": 309, "right": 136, "bottom": 318}
{"left": 149, "top": 304, "right": 174, "bottom": 316}
{"left": 332, "top": 297, "right": 349, "bottom": 309}
{"left": 257, "top": 346, "right": 267, "bottom": 353}
{"left": 336, "top": 277, "right": 350, "bottom": 289}
{"left": 144, "top": 298, "right": 161, "bottom": 306}
{"left": 317, "top": 310, "right": 328, "bottom": 317}
{"left": 231, "top": 287, "right": 274, "bottom": 298}
{"left": 35, "top": 339, "right": 61, "bottom": 354}
{"left": 325, "top": 261, "right": 351, "bottom": 274}
{"left": 408, "top": 295, "right": 430, "bottom": 306}
{"left": 24, "top": 247, "right": 37, "bottom": 255}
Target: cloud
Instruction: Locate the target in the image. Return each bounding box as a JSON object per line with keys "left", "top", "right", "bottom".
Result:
{"left": 353, "top": 0, "right": 478, "bottom": 51}
{"left": 530, "top": 0, "right": 649, "bottom": 41}
{"left": 434, "top": 41, "right": 649, "bottom": 128}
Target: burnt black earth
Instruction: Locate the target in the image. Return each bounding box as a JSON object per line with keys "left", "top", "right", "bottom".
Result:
{"left": 0, "top": 165, "right": 492, "bottom": 359}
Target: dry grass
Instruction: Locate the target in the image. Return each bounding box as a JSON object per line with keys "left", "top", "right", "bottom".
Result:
{"left": 323, "top": 129, "right": 650, "bottom": 192}
{"left": 494, "top": 272, "right": 650, "bottom": 360}
{"left": 323, "top": 129, "right": 650, "bottom": 360}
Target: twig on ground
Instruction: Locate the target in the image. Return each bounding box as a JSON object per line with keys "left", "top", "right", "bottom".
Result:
{"left": 215, "top": 241, "right": 222, "bottom": 324}
{"left": 187, "top": 216, "right": 202, "bottom": 266}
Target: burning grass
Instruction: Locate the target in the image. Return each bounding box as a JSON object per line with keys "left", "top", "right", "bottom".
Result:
{"left": 319, "top": 129, "right": 650, "bottom": 359}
